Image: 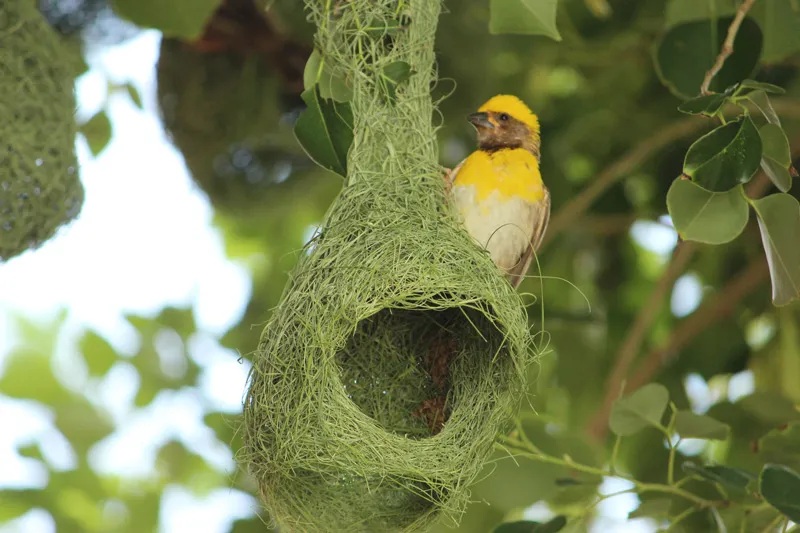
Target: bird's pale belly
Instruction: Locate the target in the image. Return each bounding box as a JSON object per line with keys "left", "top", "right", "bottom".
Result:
{"left": 451, "top": 185, "right": 534, "bottom": 272}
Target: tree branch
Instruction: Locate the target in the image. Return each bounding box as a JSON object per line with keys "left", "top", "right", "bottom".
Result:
{"left": 541, "top": 99, "right": 800, "bottom": 250}
{"left": 586, "top": 241, "right": 697, "bottom": 439}
{"left": 585, "top": 172, "right": 775, "bottom": 441}
{"left": 627, "top": 259, "right": 769, "bottom": 392}
{"left": 542, "top": 117, "right": 706, "bottom": 249}
{"left": 700, "top": 0, "right": 758, "bottom": 95}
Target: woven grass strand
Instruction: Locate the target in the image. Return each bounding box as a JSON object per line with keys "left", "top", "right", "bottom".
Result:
{"left": 0, "top": 0, "right": 84, "bottom": 261}
{"left": 240, "top": 1, "right": 537, "bottom": 531}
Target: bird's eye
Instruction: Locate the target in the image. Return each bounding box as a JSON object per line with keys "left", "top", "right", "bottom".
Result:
{"left": 498, "top": 113, "right": 509, "bottom": 121}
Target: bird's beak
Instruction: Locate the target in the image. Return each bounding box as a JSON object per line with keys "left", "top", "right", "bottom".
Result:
{"left": 467, "top": 112, "right": 494, "bottom": 129}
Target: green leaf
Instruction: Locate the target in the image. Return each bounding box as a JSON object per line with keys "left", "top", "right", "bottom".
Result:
{"left": 79, "top": 111, "right": 113, "bottom": 157}
{"left": 664, "top": 0, "right": 738, "bottom": 28}
{"left": 609, "top": 383, "right": 669, "bottom": 436}
{"left": 677, "top": 93, "right": 727, "bottom": 116}
{"left": 746, "top": 89, "right": 781, "bottom": 125}
{"left": 759, "top": 464, "right": 800, "bottom": 521}
{"left": 654, "top": 17, "right": 762, "bottom": 100}
{"left": 739, "top": 79, "right": 786, "bottom": 95}
{"left": 761, "top": 159, "right": 793, "bottom": 195}
{"left": 381, "top": 61, "right": 414, "bottom": 104}
{"left": 752, "top": 194, "right": 800, "bottom": 306}
{"left": 759, "top": 423, "right": 800, "bottom": 473}
{"left": 760, "top": 124, "right": 791, "bottom": 167}
{"left": 78, "top": 330, "right": 119, "bottom": 377}
{"left": 664, "top": 1, "right": 799, "bottom": 63}
{"left": 489, "top": 0, "right": 561, "bottom": 41}
{"left": 758, "top": 123, "right": 793, "bottom": 193}
{"left": 0, "top": 495, "right": 31, "bottom": 523}
{"left": 111, "top": 0, "right": 222, "bottom": 40}
{"left": 666, "top": 180, "right": 749, "bottom": 245}
{"left": 683, "top": 117, "right": 762, "bottom": 192}
{"left": 750, "top": 1, "right": 800, "bottom": 62}
{"left": 125, "top": 83, "right": 143, "bottom": 109}
{"left": 494, "top": 516, "right": 567, "bottom": 533}
{"left": 302, "top": 49, "right": 352, "bottom": 103}
{"left": 674, "top": 410, "right": 731, "bottom": 440}
{"left": 682, "top": 462, "right": 757, "bottom": 492}
{"left": 628, "top": 498, "right": 672, "bottom": 519}
{"left": 294, "top": 87, "right": 354, "bottom": 178}
{"left": 738, "top": 392, "right": 800, "bottom": 425}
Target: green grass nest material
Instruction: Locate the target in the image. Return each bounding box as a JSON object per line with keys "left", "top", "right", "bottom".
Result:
{"left": 241, "top": 1, "right": 536, "bottom": 531}
{"left": 0, "top": 0, "right": 83, "bottom": 261}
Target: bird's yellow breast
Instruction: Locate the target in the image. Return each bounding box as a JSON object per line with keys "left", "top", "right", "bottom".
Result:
{"left": 452, "top": 148, "right": 545, "bottom": 203}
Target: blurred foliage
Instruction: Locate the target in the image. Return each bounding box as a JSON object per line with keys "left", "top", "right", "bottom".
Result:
{"left": 2, "top": 0, "right": 800, "bottom": 531}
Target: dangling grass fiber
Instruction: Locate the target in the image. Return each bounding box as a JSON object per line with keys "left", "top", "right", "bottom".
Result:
{"left": 0, "top": 0, "right": 84, "bottom": 261}
{"left": 241, "top": 1, "right": 537, "bottom": 531}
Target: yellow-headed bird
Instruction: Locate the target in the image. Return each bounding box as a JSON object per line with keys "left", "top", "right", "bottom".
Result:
{"left": 444, "top": 95, "right": 550, "bottom": 288}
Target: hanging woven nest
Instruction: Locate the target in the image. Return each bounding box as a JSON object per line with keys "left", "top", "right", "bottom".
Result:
{"left": 0, "top": 0, "right": 84, "bottom": 262}
{"left": 156, "top": 0, "right": 315, "bottom": 216}
{"left": 241, "top": 1, "right": 536, "bottom": 531}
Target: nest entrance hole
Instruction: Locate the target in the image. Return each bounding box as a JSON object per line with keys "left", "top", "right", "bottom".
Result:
{"left": 336, "top": 305, "right": 509, "bottom": 438}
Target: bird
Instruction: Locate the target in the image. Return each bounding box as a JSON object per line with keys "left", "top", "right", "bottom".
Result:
{"left": 443, "top": 94, "right": 550, "bottom": 289}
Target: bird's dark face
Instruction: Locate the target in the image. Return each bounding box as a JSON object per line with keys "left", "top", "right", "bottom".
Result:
{"left": 468, "top": 110, "right": 540, "bottom": 157}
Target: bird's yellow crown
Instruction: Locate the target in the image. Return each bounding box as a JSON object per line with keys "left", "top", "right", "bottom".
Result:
{"left": 478, "top": 94, "right": 540, "bottom": 133}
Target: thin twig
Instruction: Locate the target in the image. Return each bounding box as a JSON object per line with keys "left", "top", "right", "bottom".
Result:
{"left": 700, "top": 0, "right": 758, "bottom": 95}
{"left": 586, "top": 241, "right": 697, "bottom": 439}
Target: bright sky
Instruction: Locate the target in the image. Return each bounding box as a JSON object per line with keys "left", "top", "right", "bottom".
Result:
{"left": 0, "top": 27, "right": 756, "bottom": 533}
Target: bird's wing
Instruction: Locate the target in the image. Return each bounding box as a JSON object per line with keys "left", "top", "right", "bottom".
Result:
{"left": 444, "top": 158, "right": 467, "bottom": 192}
{"left": 508, "top": 186, "right": 551, "bottom": 289}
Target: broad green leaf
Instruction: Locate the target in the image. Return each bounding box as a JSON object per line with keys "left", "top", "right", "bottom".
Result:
{"left": 759, "top": 464, "right": 800, "bottom": 521}
{"left": 682, "top": 461, "right": 756, "bottom": 491}
{"left": 78, "top": 330, "right": 118, "bottom": 377}
{"left": 664, "top": 0, "right": 737, "bottom": 28}
{"left": 111, "top": 0, "right": 222, "bottom": 40}
{"left": 294, "top": 87, "right": 354, "bottom": 178}
{"left": 752, "top": 194, "right": 800, "bottom": 306}
{"left": 303, "top": 49, "right": 352, "bottom": 103}
{"left": 609, "top": 383, "right": 669, "bottom": 436}
{"left": 749, "top": 1, "right": 800, "bottom": 62}
{"left": 489, "top": 0, "right": 561, "bottom": 41}
{"left": 739, "top": 79, "right": 786, "bottom": 95}
{"left": 675, "top": 410, "right": 731, "bottom": 440}
{"left": 759, "top": 423, "right": 800, "bottom": 473}
{"left": 738, "top": 392, "right": 800, "bottom": 425}
{"left": 677, "top": 93, "right": 727, "bottom": 116}
{"left": 666, "top": 180, "right": 749, "bottom": 244}
{"left": 761, "top": 159, "right": 793, "bottom": 195}
{"left": 760, "top": 124, "right": 791, "bottom": 167}
{"left": 494, "top": 516, "right": 567, "bottom": 533}
{"left": 125, "top": 83, "right": 143, "bottom": 109}
{"left": 758, "top": 123, "right": 793, "bottom": 193}
{"left": 55, "top": 398, "right": 114, "bottom": 455}
{"left": 664, "top": 0, "right": 800, "bottom": 63}
{"left": 683, "top": 117, "right": 762, "bottom": 191}
{"left": 381, "top": 61, "right": 414, "bottom": 104}
{"left": 0, "top": 495, "right": 31, "bottom": 523}
{"left": 746, "top": 89, "right": 781, "bottom": 125}
{"left": 0, "top": 349, "right": 69, "bottom": 405}
{"left": 655, "top": 17, "right": 762, "bottom": 100}
{"left": 79, "top": 111, "right": 112, "bottom": 157}
{"left": 628, "top": 498, "right": 672, "bottom": 519}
